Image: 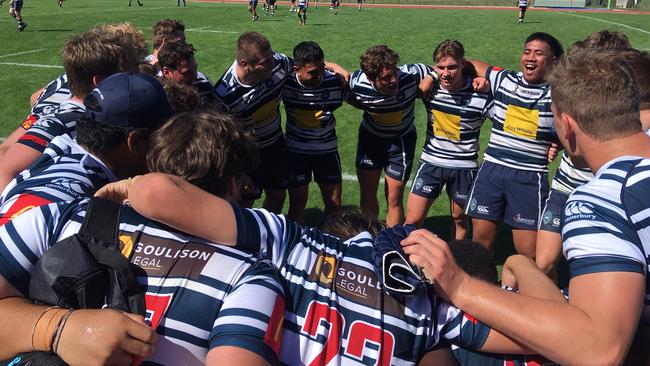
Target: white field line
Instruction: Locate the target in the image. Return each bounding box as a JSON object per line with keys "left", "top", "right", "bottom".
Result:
{"left": 186, "top": 26, "right": 210, "bottom": 31}
{"left": 0, "top": 49, "right": 45, "bottom": 59}
{"left": 560, "top": 12, "right": 650, "bottom": 36}
{"left": 27, "top": 6, "right": 178, "bottom": 17}
{"left": 186, "top": 29, "right": 239, "bottom": 34}
{"left": 0, "top": 62, "right": 62, "bottom": 69}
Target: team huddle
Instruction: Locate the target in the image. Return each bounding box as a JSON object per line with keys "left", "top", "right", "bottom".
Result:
{"left": 0, "top": 16, "right": 649, "bottom": 366}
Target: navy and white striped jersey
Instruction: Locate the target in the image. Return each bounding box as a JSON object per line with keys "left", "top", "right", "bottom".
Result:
{"left": 0, "top": 135, "right": 116, "bottom": 225}
{"left": 483, "top": 66, "right": 554, "bottom": 172}
{"left": 420, "top": 77, "right": 491, "bottom": 169}
{"left": 562, "top": 156, "right": 650, "bottom": 324}
{"left": 22, "top": 74, "right": 72, "bottom": 129}
{"left": 349, "top": 64, "right": 430, "bottom": 138}
{"left": 213, "top": 54, "right": 293, "bottom": 148}
{"left": 0, "top": 200, "right": 285, "bottom": 365}
{"left": 550, "top": 152, "right": 593, "bottom": 194}
{"left": 233, "top": 206, "right": 492, "bottom": 365}
{"left": 17, "top": 99, "right": 86, "bottom": 153}
{"left": 518, "top": 0, "right": 528, "bottom": 6}
{"left": 282, "top": 70, "right": 345, "bottom": 154}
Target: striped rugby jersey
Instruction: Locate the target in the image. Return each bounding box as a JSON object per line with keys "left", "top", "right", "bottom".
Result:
{"left": 0, "top": 134, "right": 116, "bottom": 225}
{"left": 282, "top": 70, "right": 345, "bottom": 154}
{"left": 349, "top": 64, "right": 431, "bottom": 138}
{"left": 17, "top": 99, "right": 86, "bottom": 153}
{"left": 562, "top": 156, "right": 650, "bottom": 324}
{"left": 483, "top": 66, "right": 554, "bottom": 172}
{"left": 518, "top": 0, "right": 528, "bottom": 6}
{"left": 213, "top": 53, "right": 293, "bottom": 148}
{"left": 233, "top": 206, "right": 492, "bottom": 365}
{"left": 420, "top": 77, "right": 491, "bottom": 169}
{"left": 550, "top": 152, "right": 594, "bottom": 194}
{"left": 21, "top": 74, "right": 72, "bottom": 130}
{"left": 0, "top": 200, "right": 285, "bottom": 365}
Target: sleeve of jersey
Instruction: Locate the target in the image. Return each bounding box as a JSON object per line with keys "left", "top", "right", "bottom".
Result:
{"left": 402, "top": 63, "right": 432, "bottom": 83}
{"left": 17, "top": 116, "right": 68, "bottom": 153}
{"left": 563, "top": 195, "right": 645, "bottom": 279}
{"left": 232, "top": 203, "right": 302, "bottom": 267}
{"left": 437, "top": 301, "right": 491, "bottom": 350}
{"left": 0, "top": 203, "right": 61, "bottom": 295}
{"left": 275, "top": 53, "right": 294, "bottom": 74}
{"left": 485, "top": 66, "right": 505, "bottom": 97}
{"left": 209, "top": 261, "right": 286, "bottom": 366}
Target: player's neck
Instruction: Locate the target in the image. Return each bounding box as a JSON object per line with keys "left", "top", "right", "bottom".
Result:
{"left": 583, "top": 132, "right": 650, "bottom": 173}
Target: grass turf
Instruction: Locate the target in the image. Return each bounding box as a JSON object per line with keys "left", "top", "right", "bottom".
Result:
{"left": 1, "top": 0, "right": 649, "bottom": 267}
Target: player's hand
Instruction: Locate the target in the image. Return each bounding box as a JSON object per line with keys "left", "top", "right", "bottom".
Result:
{"left": 472, "top": 77, "right": 490, "bottom": 93}
{"left": 95, "top": 176, "right": 141, "bottom": 203}
{"left": 56, "top": 309, "right": 157, "bottom": 366}
{"left": 547, "top": 142, "right": 560, "bottom": 162}
{"left": 400, "top": 229, "right": 470, "bottom": 303}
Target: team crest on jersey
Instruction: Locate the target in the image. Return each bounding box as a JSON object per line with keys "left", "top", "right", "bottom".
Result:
{"left": 564, "top": 201, "right": 597, "bottom": 222}
{"left": 415, "top": 178, "right": 423, "bottom": 190}
{"left": 20, "top": 114, "right": 38, "bottom": 130}
{"left": 542, "top": 210, "right": 553, "bottom": 225}
{"left": 311, "top": 254, "right": 337, "bottom": 286}
{"left": 469, "top": 197, "right": 478, "bottom": 212}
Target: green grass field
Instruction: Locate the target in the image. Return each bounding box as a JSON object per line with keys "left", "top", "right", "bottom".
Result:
{"left": 1, "top": 0, "right": 649, "bottom": 264}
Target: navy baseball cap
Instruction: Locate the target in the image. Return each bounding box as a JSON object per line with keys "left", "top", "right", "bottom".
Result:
{"left": 84, "top": 73, "right": 174, "bottom": 129}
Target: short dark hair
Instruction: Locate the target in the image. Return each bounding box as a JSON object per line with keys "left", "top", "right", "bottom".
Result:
{"left": 525, "top": 32, "right": 564, "bottom": 59}
{"left": 158, "top": 41, "right": 196, "bottom": 71}
{"left": 448, "top": 240, "right": 498, "bottom": 284}
{"left": 76, "top": 117, "right": 153, "bottom": 156}
{"left": 548, "top": 48, "right": 641, "bottom": 140}
{"left": 625, "top": 50, "right": 650, "bottom": 110}
{"left": 147, "top": 110, "right": 259, "bottom": 196}
{"left": 319, "top": 206, "right": 385, "bottom": 240}
{"left": 360, "top": 45, "right": 399, "bottom": 81}
{"left": 293, "top": 41, "right": 324, "bottom": 66}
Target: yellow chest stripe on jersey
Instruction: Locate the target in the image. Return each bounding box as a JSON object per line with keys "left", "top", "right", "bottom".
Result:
{"left": 504, "top": 105, "right": 539, "bottom": 139}
{"left": 432, "top": 109, "right": 461, "bottom": 141}
{"left": 368, "top": 110, "right": 403, "bottom": 126}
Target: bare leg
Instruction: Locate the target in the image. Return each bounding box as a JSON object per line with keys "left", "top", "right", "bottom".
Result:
{"left": 404, "top": 193, "right": 433, "bottom": 228}
{"left": 263, "top": 188, "right": 286, "bottom": 214}
{"left": 512, "top": 228, "right": 537, "bottom": 258}
{"left": 535, "top": 229, "right": 562, "bottom": 277}
{"left": 384, "top": 175, "right": 406, "bottom": 227}
{"left": 288, "top": 184, "right": 309, "bottom": 225}
{"left": 318, "top": 182, "right": 342, "bottom": 217}
{"left": 450, "top": 199, "right": 468, "bottom": 241}
{"left": 357, "top": 168, "right": 381, "bottom": 219}
{"left": 471, "top": 218, "right": 498, "bottom": 252}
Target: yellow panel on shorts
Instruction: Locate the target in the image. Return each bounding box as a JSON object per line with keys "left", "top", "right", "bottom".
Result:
{"left": 290, "top": 109, "right": 324, "bottom": 129}
{"left": 432, "top": 109, "right": 461, "bottom": 141}
{"left": 504, "top": 105, "right": 539, "bottom": 139}
{"left": 251, "top": 99, "right": 280, "bottom": 126}
{"left": 368, "top": 110, "right": 403, "bottom": 126}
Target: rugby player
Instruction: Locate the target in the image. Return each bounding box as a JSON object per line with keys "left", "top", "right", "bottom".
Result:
{"left": 92, "top": 173, "right": 537, "bottom": 365}
{"left": 403, "top": 48, "right": 650, "bottom": 365}
{"left": 147, "top": 19, "right": 185, "bottom": 67}
{"left": 0, "top": 26, "right": 143, "bottom": 194}
{"left": 465, "top": 32, "right": 563, "bottom": 257}
{"left": 8, "top": 0, "right": 25, "bottom": 31}
{"left": 212, "top": 32, "right": 347, "bottom": 213}
{"left": 534, "top": 30, "right": 639, "bottom": 277}
{"left": 297, "top": 0, "right": 307, "bottom": 25}
{"left": 516, "top": 0, "right": 527, "bottom": 23}
{"left": 128, "top": 0, "right": 144, "bottom": 6}
{"left": 405, "top": 39, "right": 490, "bottom": 240}
{"left": 0, "top": 110, "right": 285, "bottom": 366}
{"left": 348, "top": 45, "right": 431, "bottom": 227}
{"left": 248, "top": 0, "right": 259, "bottom": 21}
{"left": 158, "top": 40, "right": 214, "bottom": 105}
{"left": 282, "top": 41, "right": 346, "bottom": 224}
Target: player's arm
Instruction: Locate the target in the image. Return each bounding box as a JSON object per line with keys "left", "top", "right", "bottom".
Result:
{"left": 500, "top": 255, "right": 566, "bottom": 303}
{"left": 96, "top": 173, "right": 238, "bottom": 246}
{"left": 324, "top": 61, "right": 350, "bottom": 84}
{"left": 467, "top": 60, "right": 490, "bottom": 79}
{"left": 402, "top": 229, "right": 644, "bottom": 365}
{"left": 30, "top": 88, "right": 45, "bottom": 107}
{"left": 0, "top": 143, "right": 43, "bottom": 194}
{"left": 0, "top": 126, "right": 29, "bottom": 160}
{"left": 418, "top": 71, "right": 438, "bottom": 99}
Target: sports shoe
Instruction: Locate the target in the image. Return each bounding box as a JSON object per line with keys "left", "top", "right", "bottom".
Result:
{"left": 518, "top": 18, "right": 523, "bottom": 23}
{"left": 18, "top": 22, "right": 26, "bottom": 31}
{"left": 252, "top": 15, "right": 259, "bottom": 20}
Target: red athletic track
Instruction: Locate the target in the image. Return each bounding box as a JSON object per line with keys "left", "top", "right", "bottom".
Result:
{"left": 194, "top": 0, "right": 650, "bottom": 14}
